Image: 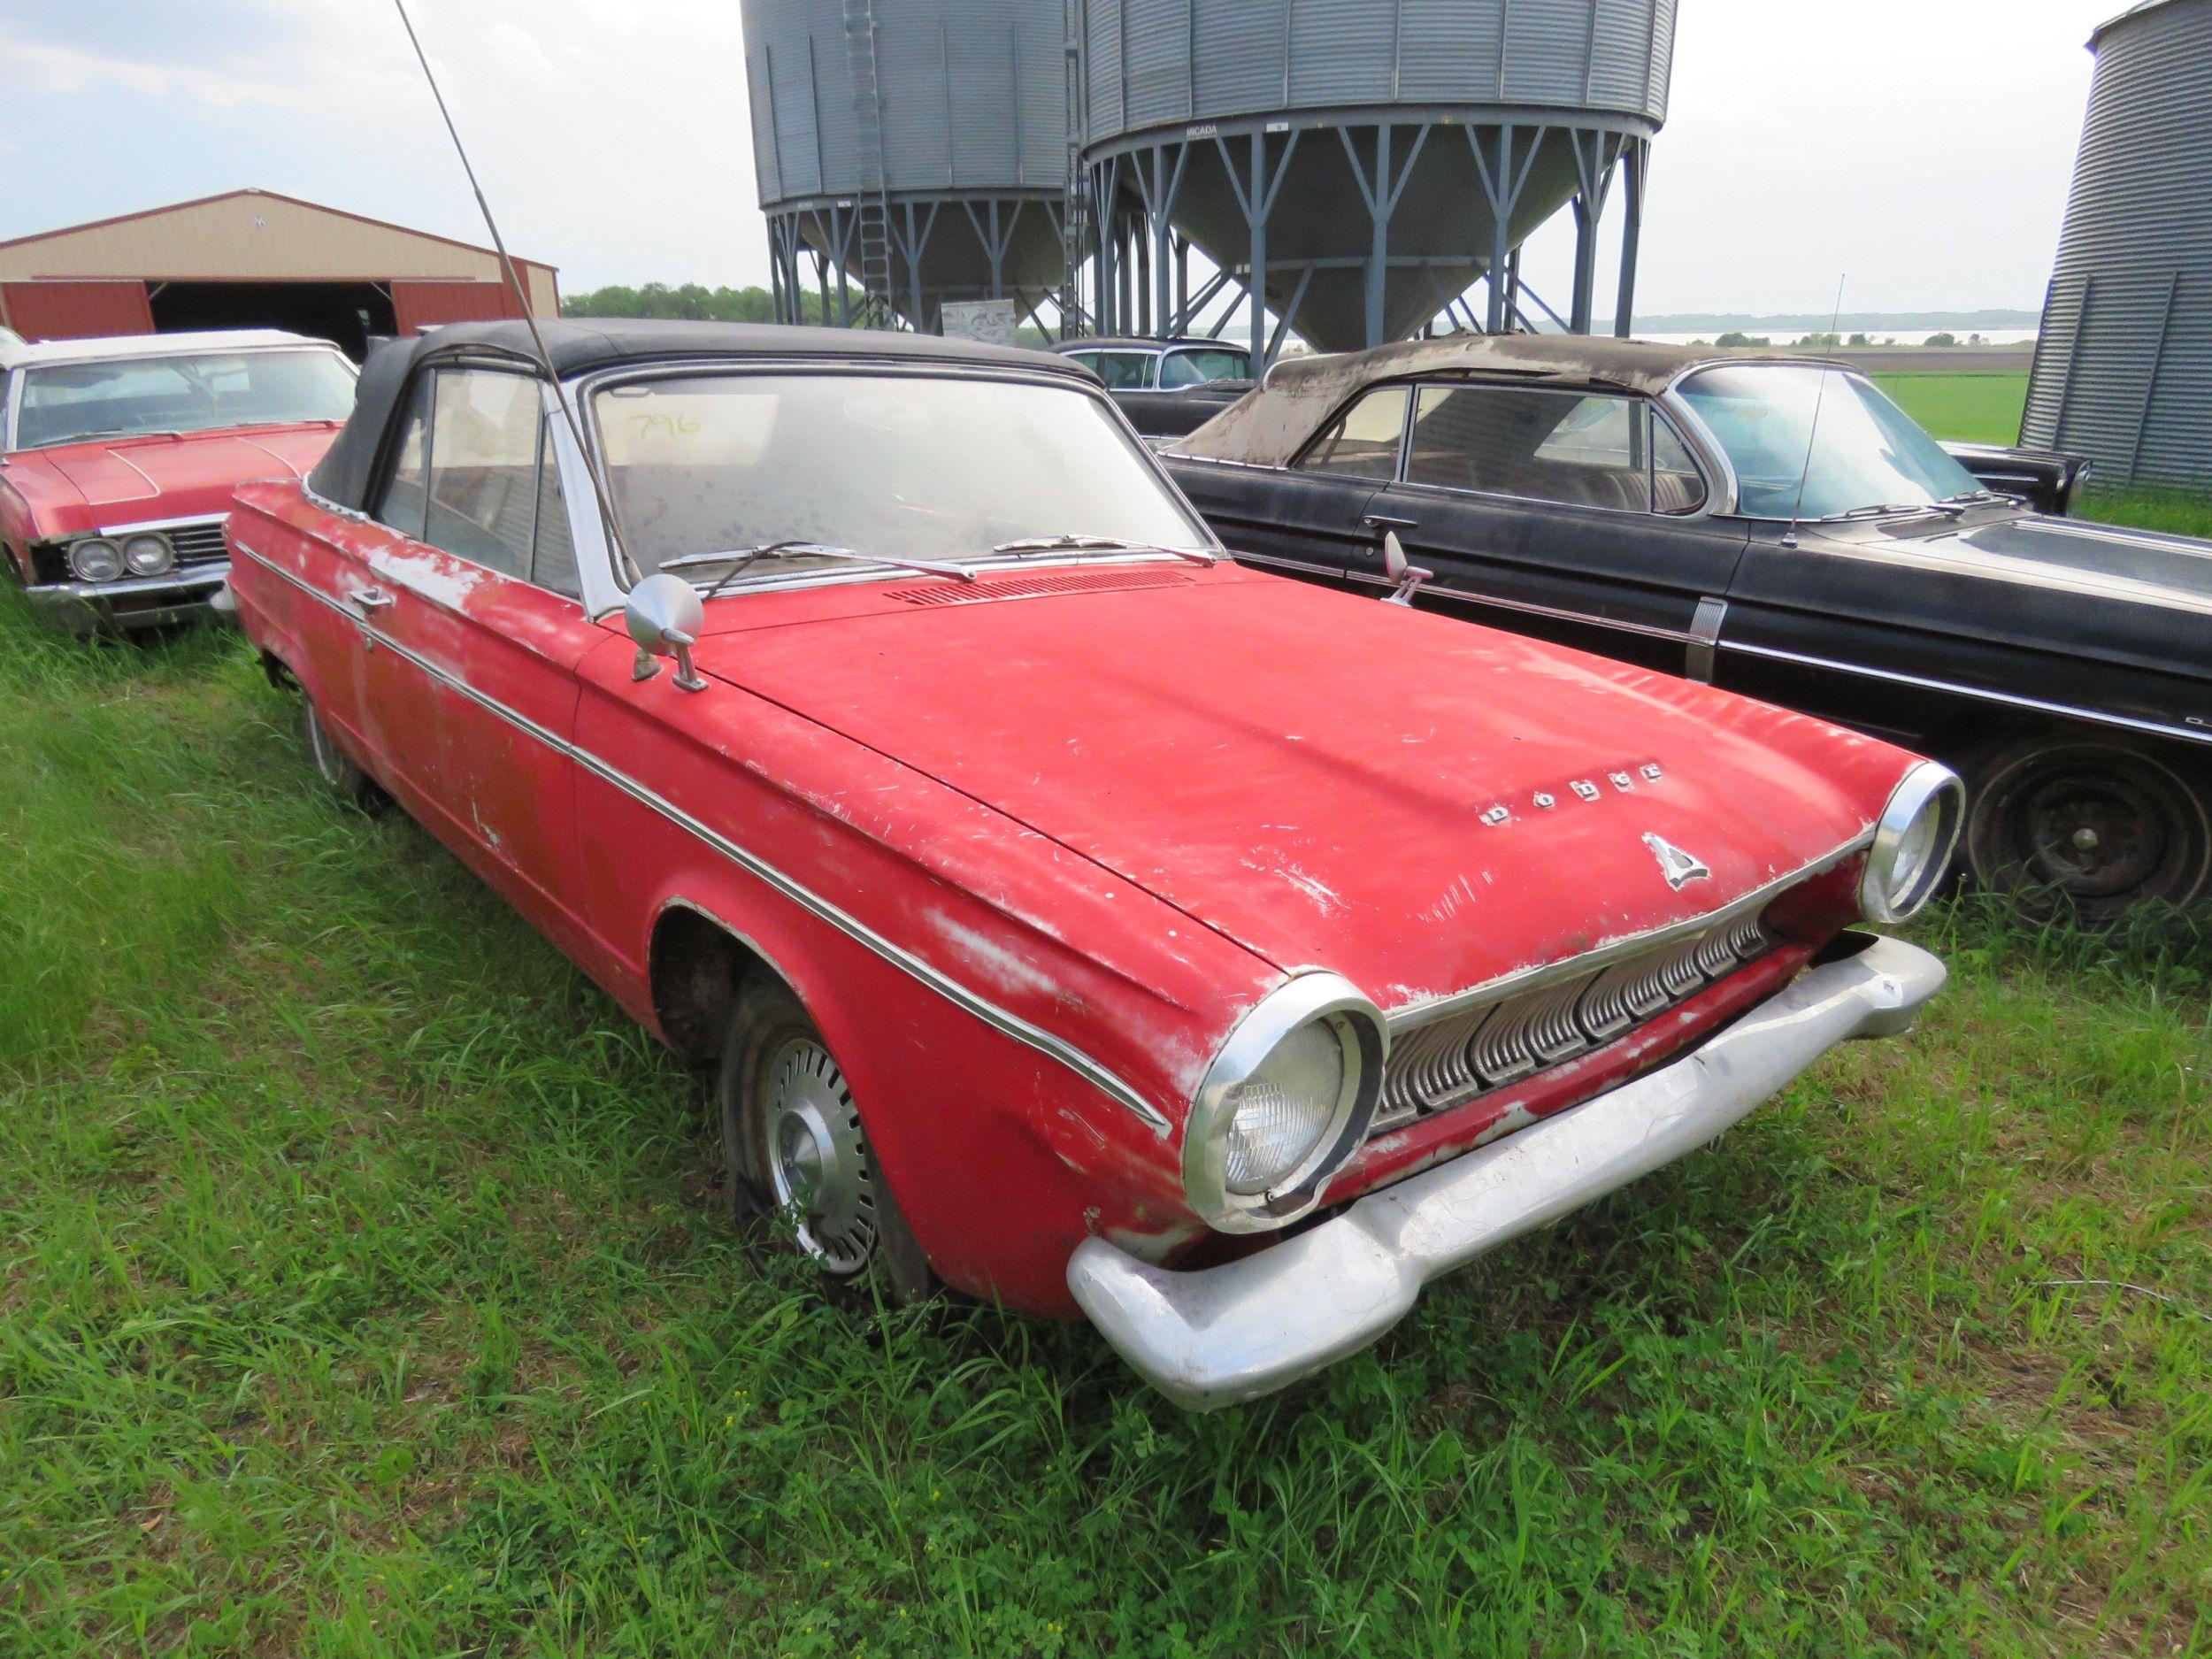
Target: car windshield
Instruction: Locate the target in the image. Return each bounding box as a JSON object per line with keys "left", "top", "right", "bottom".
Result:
{"left": 593, "top": 372, "right": 1212, "bottom": 583}
{"left": 1676, "top": 364, "right": 1981, "bottom": 520}
{"left": 14, "top": 348, "right": 359, "bottom": 449}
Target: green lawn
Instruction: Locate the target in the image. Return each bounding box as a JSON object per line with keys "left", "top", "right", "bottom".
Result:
{"left": 2, "top": 604, "right": 2208, "bottom": 1656}
{"left": 1871, "top": 373, "right": 2031, "bottom": 447}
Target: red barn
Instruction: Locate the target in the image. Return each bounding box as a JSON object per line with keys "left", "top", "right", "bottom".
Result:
{"left": 0, "top": 188, "right": 558, "bottom": 359}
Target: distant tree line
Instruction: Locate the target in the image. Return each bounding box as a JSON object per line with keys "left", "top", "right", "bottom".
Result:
{"left": 563, "top": 281, "right": 863, "bottom": 326}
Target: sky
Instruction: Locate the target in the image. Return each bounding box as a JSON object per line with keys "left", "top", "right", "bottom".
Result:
{"left": 0, "top": 0, "right": 2127, "bottom": 320}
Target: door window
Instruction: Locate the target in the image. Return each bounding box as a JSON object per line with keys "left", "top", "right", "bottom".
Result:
{"left": 1405, "top": 383, "right": 1706, "bottom": 515}
{"left": 376, "top": 377, "right": 434, "bottom": 541}
{"left": 1294, "top": 385, "right": 1410, "bottom": 480}
{"left": 1159, "top": 348, "right": 1248, "bottom": 388}
{"left": 373, "top": 368, "right": 580, "bottom": 596}
{"left": 1078, "top": 351, "right": 1158, "bottom": 389}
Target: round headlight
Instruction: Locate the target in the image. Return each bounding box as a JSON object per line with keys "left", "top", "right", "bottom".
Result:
{"left": 1860, "top": 761, "right": 1965, "bottom": 924}
{"left": 69, "top": 538, "right": 123, "bottom": 582}
{"left": 122, "top": 533, "right": 174, "bottom": 576}
{"left": 1187, "top": 973, "right": 1386, "bottom": 1232}
{"left": 1224, "top": 1016, "right": 1354, "bottom": 1194}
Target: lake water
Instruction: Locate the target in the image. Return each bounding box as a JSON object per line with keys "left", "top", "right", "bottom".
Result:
{"left": 1638, "top": 328, "right": 2039, "bottom": 348}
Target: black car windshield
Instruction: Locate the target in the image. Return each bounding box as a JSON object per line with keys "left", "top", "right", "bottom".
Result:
{"left": 16, "top": 348, "right": 358, "bottom": 449}
{"left": 1677, "top": 364, "right": 1981, "bottom": 520}
{"left": 594, "top": 372, "right": 1212, "bottom": 581}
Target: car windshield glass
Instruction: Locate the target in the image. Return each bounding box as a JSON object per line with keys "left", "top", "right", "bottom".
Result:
{"left": 1677, "top": 364, "right": 1980, "bottom": 519}
{"left": 594, "top": 372, "right": 1212, "bottom": 583}
{"left": 15, "top": 349, "right": 359, "bottom": 449}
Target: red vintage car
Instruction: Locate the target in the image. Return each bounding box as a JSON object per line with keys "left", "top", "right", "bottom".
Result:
{"left": 0, "top": 329, "right": 357, "bottom": 633}
{"left": 227, "top": 320, "right": 1959, "bottom": 1409}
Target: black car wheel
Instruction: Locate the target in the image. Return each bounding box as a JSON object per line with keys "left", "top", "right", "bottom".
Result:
{"left": 718, "top": 978, "right": 933, "bottom": 1304}
{"left": 1963, "top": 732, "right": 2212, "bottom": 921}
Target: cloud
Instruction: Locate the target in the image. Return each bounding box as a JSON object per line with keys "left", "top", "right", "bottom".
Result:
{"left": 0, "top": 30, "right": 323, "bottom": 108}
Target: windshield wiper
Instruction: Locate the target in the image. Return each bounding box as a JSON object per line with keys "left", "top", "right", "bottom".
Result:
{"left": 990, "top": 533, "right": 1217, "bottom": 566}
{"left": 36, "top": 428, "right": 187, "bottom": 447}
{"left": 1824, "top": 502, "right": 1958, "bottom": 523}
{"left": 661, "top": 541, "right": 978, "bottom": 600}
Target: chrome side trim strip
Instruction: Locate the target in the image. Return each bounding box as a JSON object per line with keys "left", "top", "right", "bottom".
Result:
{"left": 1385, "top": 834, "right": 1872, "bottom": 1033}
{"left": 1230, "top": 549, "right": 1703, "bottom": 647}
{"left": 1721, "top": 638, "right": 2212, "bottom": 751}
{"left": 234, "top": 542, "right": 1172, "bottom": 1132}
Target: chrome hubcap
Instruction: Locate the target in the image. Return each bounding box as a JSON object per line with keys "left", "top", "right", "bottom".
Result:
{"left": 305, "top": 706, "right": 343, "bottom": 786}
{"left": 762, "top": 1038, "right": 875, "bottom": 1274}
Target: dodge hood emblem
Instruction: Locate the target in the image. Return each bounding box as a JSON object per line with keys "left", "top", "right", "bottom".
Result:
{"left": 1642, "top": 833, "right": 1710, "bottom": 890}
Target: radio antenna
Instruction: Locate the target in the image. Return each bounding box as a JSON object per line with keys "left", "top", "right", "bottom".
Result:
{"left": 388, "top": 0, "right": 641, "bottom": 586}
{"left": 1783, "top": 273, "right": 1847, "bottom": 549}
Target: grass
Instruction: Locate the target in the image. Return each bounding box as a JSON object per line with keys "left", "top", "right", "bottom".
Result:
{"left": 1871, "top": 372, "right": 2031, "bottom": 447}
{"left": 1, "top": 599, "right": 2208, "bottom": 1656}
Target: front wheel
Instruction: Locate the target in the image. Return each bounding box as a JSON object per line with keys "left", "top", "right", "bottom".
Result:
{"left": 299, "top": 695, "right": 381, "bottom": 811}
{"left": 1962, "top": 731, "right": 2211, "bottom": 922}
{"left": 718, "top": 979, "right": 933, "bottom": 1302}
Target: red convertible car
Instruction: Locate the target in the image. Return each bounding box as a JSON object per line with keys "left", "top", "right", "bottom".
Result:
{"left": 1, "top": 329, "right": 357, "bottom": 632}
{"left": 227, "top": 320, "right": 1957, "bottom": 1409}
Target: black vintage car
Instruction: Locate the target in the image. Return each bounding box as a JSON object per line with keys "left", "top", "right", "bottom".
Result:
{"left": 1049, "top": 336, "right": 1252, "bottom": 442}
{"left": 1165, "top": 335, "right": 2211, "bottom": 918}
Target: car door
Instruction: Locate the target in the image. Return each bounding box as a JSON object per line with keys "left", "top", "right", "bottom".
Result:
{"left": 357, "top": 364, "right": 607, "bottom": 960}
{"left": 1358, "top": 380, "right": 1749, "bottom": 676}
{"left": 1175, "top": 381, "right": 1409, "bottom": 590}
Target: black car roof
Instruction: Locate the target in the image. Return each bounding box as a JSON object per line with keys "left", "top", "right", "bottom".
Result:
{"left": 311, "top": 319, "right": 1093, "bottom": 511}
{"left": 1052, "top": 336, "right": 1247, "bottom": 353}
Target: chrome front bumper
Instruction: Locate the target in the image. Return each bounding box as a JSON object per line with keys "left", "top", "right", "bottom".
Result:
{"left": 1071, "top": 933, "right": 1947, "bottom": 1410}
{"left": 23, "top": 564, "right": 230, "bottom": 634}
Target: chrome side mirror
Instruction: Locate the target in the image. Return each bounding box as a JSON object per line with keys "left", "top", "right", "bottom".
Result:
{"left": 1381, "top": 530, "right": 1432, "bottom": 607}
{"left": 626, "top": 572, "right": 708, "bottom": 692}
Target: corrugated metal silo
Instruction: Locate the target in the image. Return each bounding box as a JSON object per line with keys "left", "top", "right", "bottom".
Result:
{"left": 2023, "top": 0, "right": 2212, "bottom": 490}
{"left": 1074, "top": 0, "right": 1675, "bottom": 361}
{"left": 742, "top": 0, "right": 1071, "bottom": 329}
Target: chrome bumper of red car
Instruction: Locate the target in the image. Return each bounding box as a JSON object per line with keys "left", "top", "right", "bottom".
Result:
{"left": 1070, "top": 933, "right": 1947, "bottom": 1411}
{"left": 22, "top": 565, "right": 230, "bottom": 634}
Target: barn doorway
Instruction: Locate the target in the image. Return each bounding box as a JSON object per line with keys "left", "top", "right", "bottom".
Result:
{"left": 147, "top": 280, "right": 397, "bottom": 360}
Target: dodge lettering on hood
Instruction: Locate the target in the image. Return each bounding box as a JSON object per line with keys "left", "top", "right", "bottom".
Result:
{"left": 226, "top": 320, "right": 1960, "bottom": 1409}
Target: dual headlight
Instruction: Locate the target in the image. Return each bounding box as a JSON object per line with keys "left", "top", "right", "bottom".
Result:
{"left": 67, "top": 534, "right": 175, "bottom": 583}
{"left": 1860, "top": 760, "right": 1965, "bottom": 924}
{"left": 1184, "top": 973, "right": 1386, "bottom": 1233}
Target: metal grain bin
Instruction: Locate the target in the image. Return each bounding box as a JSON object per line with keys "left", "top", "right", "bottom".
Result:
{"left": 742, "top": 0, "right": 1072, "bottom": 329}
{"left": 1074, "top": 0, "right": 1675, "bottom": 358}
{"left": 2024, "top": 0, "right": 2212, "bottom": 491}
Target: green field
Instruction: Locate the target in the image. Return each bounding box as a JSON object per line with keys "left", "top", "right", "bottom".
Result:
{"left": 2, "top": 598, "right": 2208, "bottom": 1655}
{"left": 1870, "top": 373, "right": 2032, "bottom": 447}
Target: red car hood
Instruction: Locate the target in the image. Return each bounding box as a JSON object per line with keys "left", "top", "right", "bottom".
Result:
{"left": 686, "top": 566, "right": 1916, "bottom": 1010}
{"left": 9, "top": 425, "right": 338, "bottom": 534}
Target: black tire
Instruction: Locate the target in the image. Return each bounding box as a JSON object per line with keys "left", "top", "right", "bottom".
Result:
{"left": 1962, "top": 729, "right": 2212, "bottom": 922}
{"left": 717, "top": 978, "right": 933, "bottom": 1304}
{"left": 299, "top": 695, "right": 381, "bottom": 811}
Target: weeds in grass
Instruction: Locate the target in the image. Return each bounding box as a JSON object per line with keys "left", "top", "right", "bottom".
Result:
{"left": 0, "top": 598, "right": 2206, "bottom": 1655}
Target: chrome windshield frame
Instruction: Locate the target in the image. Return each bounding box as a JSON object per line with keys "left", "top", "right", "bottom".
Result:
{"left": 565, "top": 357, "right": 1225, "bottom": 604}
{"left": 4, "top": 342, "right": 359, "bottom": 455}
{"left": 1659, "top": 358, "right": 1980, "bottom": 525}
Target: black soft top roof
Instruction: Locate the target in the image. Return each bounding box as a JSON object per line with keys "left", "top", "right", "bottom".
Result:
{"left": 310, "top": 318, "right": 1093, "bottom": 511}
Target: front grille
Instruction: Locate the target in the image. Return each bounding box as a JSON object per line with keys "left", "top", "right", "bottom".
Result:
{"left": 167, "top": 521, "right": 229, "bottom": 566}
{"left": 1373, "top": 910, "right": 1775, "bottom": 1134}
